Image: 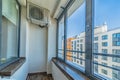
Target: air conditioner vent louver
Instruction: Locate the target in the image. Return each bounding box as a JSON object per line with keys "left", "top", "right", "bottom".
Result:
{"left": 27, "top": 2, "right": 50, "bottom": 27}
{"left": 29, "top": 5, "right": 43, "bottom": 20}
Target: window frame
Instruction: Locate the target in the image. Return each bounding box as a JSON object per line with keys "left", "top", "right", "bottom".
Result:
{"left": 0, "top": 0, "right": 21, "bottom": 70}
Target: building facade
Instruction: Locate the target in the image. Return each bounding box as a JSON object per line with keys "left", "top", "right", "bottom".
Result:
{"left": 70, "top": 23, "right": 120, "bottom": 80}
{"left": 66, "top": 38, "right": 75, "bottom": 61}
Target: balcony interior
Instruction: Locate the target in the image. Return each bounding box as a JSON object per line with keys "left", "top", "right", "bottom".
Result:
{"left": 0, "top": 0, "right": 120, "bottom": 80}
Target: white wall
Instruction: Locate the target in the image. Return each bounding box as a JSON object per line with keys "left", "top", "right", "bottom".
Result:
{"left": 52, "top": 62, "right": 69, "bottom": 80}
{"left": 28, "top": 23, "right": 47, "bottom": 73}
{"left": 28, "top": 17, "right": 57, "bottom": 74}
{"left": 47, "top": 18, "right": 57, "bottom": 74}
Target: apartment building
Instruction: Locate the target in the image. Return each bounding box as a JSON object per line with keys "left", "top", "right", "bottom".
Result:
{"left": 71, "top": 23, "right": 120, "bottom": 80}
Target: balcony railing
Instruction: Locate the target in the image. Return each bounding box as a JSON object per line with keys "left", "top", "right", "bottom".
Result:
{"left": 57, "top": 49, "right": 120, "bottom": 80}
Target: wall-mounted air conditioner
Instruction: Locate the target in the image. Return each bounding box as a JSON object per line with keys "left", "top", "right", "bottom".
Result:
{"left": 27, "top": 2, "right": 50, "bottom": 27}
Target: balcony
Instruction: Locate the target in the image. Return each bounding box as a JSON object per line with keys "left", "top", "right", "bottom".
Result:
{"left": 0, "top": 0, "right": 120, "bottom": 80}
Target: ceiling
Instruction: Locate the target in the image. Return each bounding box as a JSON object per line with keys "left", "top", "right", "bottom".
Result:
{"left": 18, "top": 0, "right": 68, "bottom": 18}
{"left": 18, "top": 0, "right": 84, "bottom": 19}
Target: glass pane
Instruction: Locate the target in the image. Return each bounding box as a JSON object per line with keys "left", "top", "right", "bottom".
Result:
{"left": 0, "top": 0, "right": 19, "bottom": 64}
{"left": 58, "top": 16, "right": 64, "bottom": 59}
{"left": 93, "top": 0, "right": 120, "bottom": 80}
{"left": 66, "top": 1, "right": 85, "bottom": 72}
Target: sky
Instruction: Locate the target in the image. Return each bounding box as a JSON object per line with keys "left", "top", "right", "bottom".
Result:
{"left": 67, "top": 0, "right": 120, "bottom": 38}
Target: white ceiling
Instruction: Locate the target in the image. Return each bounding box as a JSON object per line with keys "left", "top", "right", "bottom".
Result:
{"left": 28, "top": 0, "right": 57, "bottom": 14}
{"left": 28, "top": 0, "right": 68, "bottom": 18}
{"left": 18, "top": 0, "right": 84, "bottom": 19}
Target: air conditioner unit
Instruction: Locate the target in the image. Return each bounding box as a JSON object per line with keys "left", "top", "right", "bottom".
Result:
{"left": 27, "top": 2, "right": 50, "bottom": 27}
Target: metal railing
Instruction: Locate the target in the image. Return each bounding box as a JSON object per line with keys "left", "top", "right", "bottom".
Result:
{"left": 57, "top": 49, "right": 120, "bottom": 71}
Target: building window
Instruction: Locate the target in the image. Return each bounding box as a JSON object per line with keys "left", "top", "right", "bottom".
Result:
{"left": 77, "top": 60, "right": 79, "bottom": 63}
{"left": 77, "top": 40, "right": 79, "bottom": 43}
{"left": 94, "top": 61, "right": 98, "bottom": 73}
{"left": 77, "top": 44, "right": 79, "bottom": 47}
{"left": 94, "top": 43, "right": 98, "bottom": 58}
{"left": 80, "top": 39, "right": 83, "bottom": 42}
{"left": 112, "top": 49, "right": 120, "bottom": 63}
{"left": 112, "top": 65, "right": 120, "bottom": 80}
{"left": 94, "top": 37, "right": 98, "bottom": 41}
{"left": 102, "top": 49, "right": 108, "bottom": 60}
{"left": 102, "top": 42, "right": 108, "bottom": 47}
{"left": 0, "top": 0, "right": 20, "bottom": 65}
{"left": 80, "top": 60, "right": 82, "bottom": 65}
{"left": 102, "top": 35, "right": 108, "bottom": 40}
{"left": 113, "top": 33, "right": 120, "bottom": 46}
{"left": 101, "top": 69, "right": 108, "bottom": 75}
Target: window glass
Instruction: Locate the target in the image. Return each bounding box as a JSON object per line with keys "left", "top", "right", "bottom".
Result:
{"left": 112, "top": 65, "right": 120, "bottom": 80}
{"left": 102, "top": 42, "right": 108, "bottom": 46}
{"left": 94, "top": 37, "right": 98, "bottom": 41}
{"left": 93, "top": 0, "right": 120, "bottom": 80}
{"left": 66, "top": 1, "right": 85, "bottom": 72}
{"left": 102, "top": 49, "right": 108, "bottom": 60}
{"left": 102, "top": 35, "right": 108, "bottom": 40}
{"left": 112, "top": 49, "right": 120, "bottom": 63}
{"left": 0, "top": 0, "right": 19, "bottom": 65}
{"left": 58, "top": 16, "right": 64, "bottom": 59}
{"left": 113, "top": 33, "right": 120, "bottom": 46}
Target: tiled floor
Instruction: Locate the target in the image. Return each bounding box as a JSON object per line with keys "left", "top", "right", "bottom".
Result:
{"left": 27, "top": 73, "right": 53, "bottom": 80}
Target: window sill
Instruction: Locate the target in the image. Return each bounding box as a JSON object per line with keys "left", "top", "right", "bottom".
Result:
{"left": 52, "top": 58, "right": 90, "bottom": 80}
{"left": 0, "top": 57, "right": 25, "bottom": 76}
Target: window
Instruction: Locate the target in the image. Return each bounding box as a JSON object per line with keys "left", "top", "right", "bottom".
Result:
{"left": 57, "top": 0, "right": 120, "bottom": 80}
{"left": 66, "top": 0, "right": 85, "bottom": 71}
{"left": 93, "top": 43, "right": 98, "bottom": 58}
{"left": 77, "top": 44, "right": 79, "bottom": 47}
{"left": 80, "top": 39, "right": 83, "bottom": 42}
{"left": 94, "top": 0, "right": 120, "bottom": 80}
{"left": 112, "top": 49, "right": 120, "bottom": 63}
{"left": 0, "top": 0, "right": 20, "bottom": 65}
{"left": 102, "top": 49, "right": 108, "bottom": 60}
{"left": 101, "top": 69, "right": 108, "bottom": 75}
{"left": 113, "top": 33, "right": 120, "bottom": 46}
{"left": 102, "top": 42, "right": 108, "bottom": 46}
{"left": 80, "top": 60, "right": 82, "bottom": 65}
{"left": 102, "top": 35, "right": 108, "bottom": 40}
{"left": 94, "top": 37, "right": 98, "bottom": 41}
{"left": 112, "top": 65, "right": 120, "bottom": 80}
{"left": 77, "top": 40, "right": 79, "bottom": 43}
{"left": 58, "top": 16, "right": 64, "bottom": 60}
{"left": 94, "top": 61, "right": 98, "bottom": 73}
